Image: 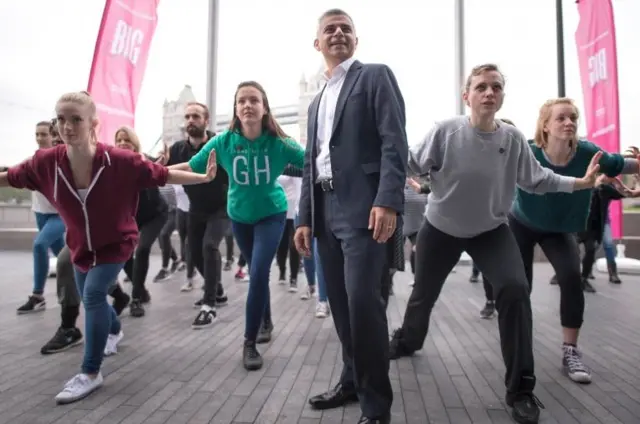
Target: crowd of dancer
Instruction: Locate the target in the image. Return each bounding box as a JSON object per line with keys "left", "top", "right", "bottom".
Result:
{"left": 4, "top": 7, "right": 640, "bottom": 424}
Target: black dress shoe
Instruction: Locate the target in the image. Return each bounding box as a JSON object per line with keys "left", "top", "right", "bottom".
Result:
{"left": 358, "top": 413, "right": 391, "bottom": 424}
{"left": 308, "top": 383, "right": 358, "bottom": 410}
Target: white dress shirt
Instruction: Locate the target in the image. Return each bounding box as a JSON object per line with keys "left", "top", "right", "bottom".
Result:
{"left": 315, "top": 57, "right": 356, "bottom": 181}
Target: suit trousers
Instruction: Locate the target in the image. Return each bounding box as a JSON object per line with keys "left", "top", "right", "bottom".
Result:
{"left": 315, "top": 189, "right": 392, "bottom": 418}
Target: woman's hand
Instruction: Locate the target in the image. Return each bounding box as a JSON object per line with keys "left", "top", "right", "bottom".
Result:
{"left": 204, "top": 149, "right": 217, "bottom": 182}
{"left": 156, "top": 142, "right": 170, "bottom": 165}
{"left": 623, "top": 146, "right": 640, "bottom": 159}
{"left": 575, "top": 151, "right": 602, "bottom": 189}
{"left": 406, "top": 177, "right": 421, "bottom": 193}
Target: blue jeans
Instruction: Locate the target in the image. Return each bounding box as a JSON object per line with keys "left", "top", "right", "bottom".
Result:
{"left": 302, "top": 239, "right": 328, "bottom": 302}
{"left": 33, "top": 213, "right": 65, "bottom": 295}
{"left": 232, "top": 212, "right": 286, "bottom": 341}
{"left": 602, "top": 221, "right": 616, "bottom": 264}
{"left": 74, "top": 263, "right": 124, "bottom": 374}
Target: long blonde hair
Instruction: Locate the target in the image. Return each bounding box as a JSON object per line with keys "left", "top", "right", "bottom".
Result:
{"left": 55, "top": 91, "right": 99, "bottom": 145}
{"left": 533, "top": 98, "right": 579, "bottom": 148}
{"left": 114, "top": 126, "right": 141, "bottom": 153}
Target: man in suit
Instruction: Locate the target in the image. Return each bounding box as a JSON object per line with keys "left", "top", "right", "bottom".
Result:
{"left": 294, "top": 8, "right": 408, "bottom": 424}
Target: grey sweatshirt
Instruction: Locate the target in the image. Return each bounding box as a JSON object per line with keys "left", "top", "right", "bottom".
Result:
{"left": 408, "top": 116, "right": 577, "bottom": 238}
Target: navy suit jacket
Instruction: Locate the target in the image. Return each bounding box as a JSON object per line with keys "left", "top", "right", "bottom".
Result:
{"left": 297, "top": 60, "right": 408, "bottom": 232}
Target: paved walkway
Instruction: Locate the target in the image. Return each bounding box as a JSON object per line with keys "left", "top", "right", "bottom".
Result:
{"left": 0, "top": 252, "right": 639, "bottom": 423}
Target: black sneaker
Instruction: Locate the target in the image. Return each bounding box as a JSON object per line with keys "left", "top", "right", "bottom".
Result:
{"left": 140, "top": 290, "right": 151, "bottom": 304}
{"left": 582, "top": 278, "right": 596, "bottom": 293}
{"left": 17, "top": 295, "right": 46, "bottom": 314}
{"left": 389, "top": 328, "right": 414, "bottom": 360}
{"left": 193, "top": 298, "right": 204, "bottom": 309}
{"left": 469, "top": 274, "right": 479, "bottom": 283}
{"left": 41, "top": 327, "right": 83, "bottom": 355}
{"left": 170, "top": 260, "right": 179, "bottom": 274}
{"left": 112, "top": 292, "right": 131, "bottom": 316}
{"left": 243, "top": 340, "right": 263, "bottom": 370}
{"left": 192, "top": 307, "right": 217, "bottom": 329}
{"left": 216, "top": 294, "right": 228, "bottom": 306}
{"left": 480, "top": 301, "right": 496, "bottom": 319}
{"left": 129, "top": 300, "right": 145, "bottom": 318}
{"left": 257, "top": 321, "right": 274, "bottom": 344}
{"left": 288, "top": 278, "right": 298, "bottom": 293}
{"left": 506, "top": 392, "right": 543, "bottom": 424}
{"left": 223, "top": 260, "right": 233, "bottom": 271}
{"left": 153, "top": 269, "right": 171, "bottom": 282}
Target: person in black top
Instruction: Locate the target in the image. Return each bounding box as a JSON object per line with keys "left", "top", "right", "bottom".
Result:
{"left": 549, "top": 175, "right": 626, "bottom": 292}
{"left": 115, "top": 127, "right": 169, "bottom": 317}
{"left": 160, "top": 102, "right": 229, "bottom": 329}
{"left": 579, "top": 179, "right": 625, "bottom": 287}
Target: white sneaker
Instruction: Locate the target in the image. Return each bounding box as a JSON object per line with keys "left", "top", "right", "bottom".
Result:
{"left": 55, "top": 373, "right": 104, "bottom": 404}
{"left": 104, "top": 331, "right": 123, "bottom": 356}
{"left": 300, "top": 287, "right": 311, "bottom": 300}
{"left": 180, "top": 281, "right": 194, "bottom": 292}
{"left": 315, "top": 302, "right": 329, "bottom": 318}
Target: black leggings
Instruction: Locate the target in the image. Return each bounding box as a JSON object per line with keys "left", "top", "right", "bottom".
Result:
{"left": 508, "top": 214, "right": 584, "bottom": 329}
{"left": 400, "top": 219, "right": 534, "bottom": 395}
{"left": 157, "top": 209, "right": 178, "bottom": 268}
{"left": 124, "top": 212, "right": 166, "bottom": 300}
{"left": 176, "top": 209, "right": 195, "bottom": 279}
{"left": 407, "top": 233, "right": 417, "bottom": 275}
{"left": 224, "top": 224, "right": 234, "bottom": 262}
{"left": 578, "top": 232, "right": 600, "bottom": 278}
{"left": 276, "top": 219, "right": 300, "bottom": 278}
{"left": 471, "top": 261, "right": 495, "bottom": 302}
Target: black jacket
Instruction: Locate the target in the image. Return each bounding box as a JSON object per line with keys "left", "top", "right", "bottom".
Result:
{"left": 581, "top": 183, "right": 625, "bottom": 244}
{"left": 166, "top": 131, "right": 229, "bottom": 215}
{"left": 136, "top": 186, "right": 168, "bottom": 228}
{"left": 134, "top": 155, "right": 168, "bottom": 227}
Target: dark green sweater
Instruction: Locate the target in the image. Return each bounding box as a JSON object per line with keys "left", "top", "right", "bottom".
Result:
{"left": 511, "top": 140, "right": 625, "bottom": 233}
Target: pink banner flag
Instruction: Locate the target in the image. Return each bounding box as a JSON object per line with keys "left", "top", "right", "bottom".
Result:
{"left": 575, "top": 0, "right": 622, "bottom": 239}
{"left": 87, "top": 0, "right": 160, "bottom": 145}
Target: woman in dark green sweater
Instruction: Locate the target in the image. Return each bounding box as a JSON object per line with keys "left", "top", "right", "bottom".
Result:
{"left": 509, "top": 98, "right": 640, "bottom": 387}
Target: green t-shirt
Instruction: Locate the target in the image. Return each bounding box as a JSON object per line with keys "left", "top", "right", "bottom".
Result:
{"left": 189, "top": 130, "right": 305, "bottom": 224}
{"left": 511, "top": 140, "right": 625, "bottom": 233}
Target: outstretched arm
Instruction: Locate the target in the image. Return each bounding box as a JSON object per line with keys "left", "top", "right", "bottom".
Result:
{"left": 167, "top": 168, "right": 211, "bottom": 185}
{"left": 168, "top": 162, "right": 192, "bottom": 171}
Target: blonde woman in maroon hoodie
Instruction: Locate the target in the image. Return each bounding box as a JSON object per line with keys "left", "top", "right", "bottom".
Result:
{"left": 0, "top": 91, "right": 216, "bottom": 405}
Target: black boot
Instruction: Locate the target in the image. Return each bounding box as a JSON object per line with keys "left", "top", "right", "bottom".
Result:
{"left": 608, "top": 261, "right": 621, "bottom": 284}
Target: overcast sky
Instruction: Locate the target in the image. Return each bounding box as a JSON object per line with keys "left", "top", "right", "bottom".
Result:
{"left": 1, "top": 0, "right": 639, "bottom": 165}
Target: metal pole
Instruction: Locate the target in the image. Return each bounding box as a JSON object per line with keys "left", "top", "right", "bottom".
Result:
{"left": 556, "top": 0, "right": 566, "bottom": 97}
{"left": 454, "top": 0, "right": 465, "bottom": 115}
{"left": 206, "top": 0, "right": 220, "bottom": 130}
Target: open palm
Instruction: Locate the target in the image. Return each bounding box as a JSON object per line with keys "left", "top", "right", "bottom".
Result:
{"left": 205, "top": 149, "right": 217, "bottom": 181}
{"left": 582, "top": 151, "right": 602, "bottom": 186}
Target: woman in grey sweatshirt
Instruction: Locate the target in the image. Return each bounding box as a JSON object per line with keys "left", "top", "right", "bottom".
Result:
{"left": 388, "top": 63, "right": 599, "bottom": 424}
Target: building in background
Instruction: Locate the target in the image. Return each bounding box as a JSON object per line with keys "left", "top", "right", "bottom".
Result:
{"left": 162, "top": 85, "right": 197, "bottom": 146}
{"left": 297, "top": 65, "right": 326, "bottom": 146}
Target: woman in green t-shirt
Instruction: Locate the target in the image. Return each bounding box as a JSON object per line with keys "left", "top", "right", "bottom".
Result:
{"left": 170, "top": 81, "right": 305, "bottom": 371}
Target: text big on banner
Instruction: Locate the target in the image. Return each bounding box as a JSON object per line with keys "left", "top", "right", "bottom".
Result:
{"left": 88, "top": 0, "right": 160, "bottom": 145}
{"left": 575, "top": 0, "right": 622, "bottom": 238}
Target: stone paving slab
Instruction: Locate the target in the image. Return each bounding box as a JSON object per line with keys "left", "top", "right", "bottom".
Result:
{"left": 0, "top": 252, "right": 639, "bottom": 423}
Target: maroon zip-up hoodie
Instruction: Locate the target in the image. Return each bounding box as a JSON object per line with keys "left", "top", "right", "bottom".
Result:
{"left": 7, "top": 143, "right": 169, "bottom": 271}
